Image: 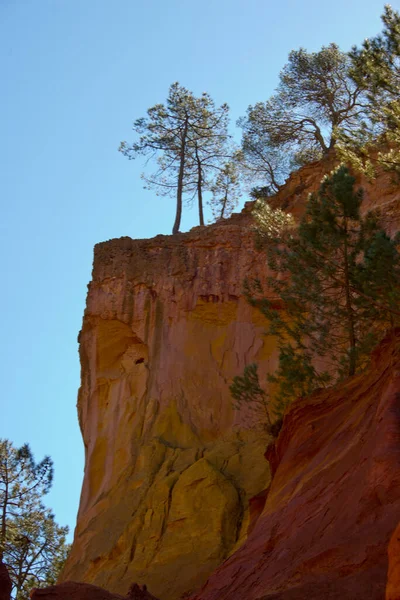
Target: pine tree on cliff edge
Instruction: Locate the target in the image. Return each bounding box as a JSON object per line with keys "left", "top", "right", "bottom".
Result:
{"left": 120, "top": 83, "right": 230, "bottom": 233}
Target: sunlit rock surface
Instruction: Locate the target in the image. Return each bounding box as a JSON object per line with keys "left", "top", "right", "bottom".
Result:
{"left": 62, "top": 155, "right": 400, "bottom": 600}
{"left": 61, "top": 212, "right": 276, "bottom": 600}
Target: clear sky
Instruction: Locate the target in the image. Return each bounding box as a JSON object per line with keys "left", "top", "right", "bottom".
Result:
{"left": 1, "top": 0, "right": 396, "bottom": 540}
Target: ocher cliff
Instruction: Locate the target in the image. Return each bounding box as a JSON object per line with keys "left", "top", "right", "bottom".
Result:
{"left": 62, "top": 157, "right": 400, "bottom": 600}
{"left": 62, "top": 211, "right": 277, "bottom": 600}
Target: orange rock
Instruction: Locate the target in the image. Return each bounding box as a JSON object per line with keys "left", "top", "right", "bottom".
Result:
{"left": 63, "top": 155, "right": 400, "bottom": 600}
{"left": 62, "top": 217, "right": 274, "bottom": 600}
{"left": 190, "top": 333, "right": 400, "bottom": 600}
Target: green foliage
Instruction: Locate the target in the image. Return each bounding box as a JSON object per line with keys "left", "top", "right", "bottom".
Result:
{"left": 229, "top": 364, "right": 272, "bottom": 432}
{"left": 0, "top": 440, "right": 69, "bottom": 600}
{"left": 267, "top": 346, "right": 330, "bottom": 418}
{"left": 238, "top": 44, "right": 366, "bottom": 192}
{"left": 209, "top": 161, "right": 240, "bottom": 220}
{"left": 251, "top": 199, "right": 295, "bottom": 241}
{"left": 236, "top": 113, "right": 291, "bottom": 194}
{"left": 356, "top": 228, "right": 400, "bottom": 328}
{"left": 249, "top": 186, "right": 274, "bottom": 201}
{"left": 339, "top": 6, "right": 400, "bottom": 174}
{"left": 120, "top": 82, "right": 231, "bottom": 232}
{"left": 234, "top": 166, "right": 400, "bottom": 424}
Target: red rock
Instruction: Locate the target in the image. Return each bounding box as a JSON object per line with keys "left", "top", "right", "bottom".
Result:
{"left": 0, "top": 561, "right": 11, "bottom": 600}
{"left": 387, "top": 521, "right": 400, "bottom": 600}
{"left": 190, "top": 333, "right": 400, "bottom": 600}
{"left": 30, "top": 581, "right": 159, "bottom": 600}
{"left": 30, "top": 581, "right": 124, "bottom": 600}
{"left": 127, "top": 583, "right": 159, "bottom": 600}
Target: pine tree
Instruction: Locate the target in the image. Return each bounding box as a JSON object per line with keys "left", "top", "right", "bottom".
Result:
{"left": 238, "top": 44, "right": 366, "bottom": 191}
{"left": 183, "top": 102, "right": 231, "bottom": 226}
{"left": 235, "top": 166, "right": 400, "bottom": 420}
{"left": 120, "top": 83, "right": 230, "bottom": 233}
{"left": 339, "top": 6, "right": 400, "bottom": 174}
{"left": 230, "top": 363, "right": 272, "bottom": 431}
{"left": 209, "top": 161, "right": 240, "bottom": 220}
{"left": 0, "top": 440, "right": 69, "bottom": 600}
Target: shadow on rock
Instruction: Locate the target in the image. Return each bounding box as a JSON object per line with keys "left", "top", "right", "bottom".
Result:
{"left": 30, "top": 581, "right": 159, "bottom": 600}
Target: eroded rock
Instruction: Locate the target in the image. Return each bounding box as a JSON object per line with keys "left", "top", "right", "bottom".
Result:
{"left": 61, "top": 215, "right": 274, "bottom": 599}
{"left": 190, "top": 333, "right": 400, "bottom": 600}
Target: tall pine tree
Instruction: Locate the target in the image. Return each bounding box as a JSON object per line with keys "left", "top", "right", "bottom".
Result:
{"left": 120, "top": 83, "right": 230, "bottom": 233}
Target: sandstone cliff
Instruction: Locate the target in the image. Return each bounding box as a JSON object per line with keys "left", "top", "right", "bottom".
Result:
{"left": 61, "top": 211, "right": 276, "bottom": 600}
{"left": 62, "top": 157, "right": 400, "bottom": 600}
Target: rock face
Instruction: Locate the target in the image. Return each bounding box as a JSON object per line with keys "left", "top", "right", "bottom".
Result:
{"left": 190, "top": 332, "right": 400, "bottom": 600}
{"left": 63, "top": 156, "right": 400, "bottom": 600}
{"left": 61, "top": 212, "right": 276, "bottom": 600}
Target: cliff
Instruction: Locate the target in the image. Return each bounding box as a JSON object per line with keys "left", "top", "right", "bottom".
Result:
{"left": 61, "top": 212, "right": 276, "bottom": 600}
{"left": 62, "top": 157, "right": 400, "bottom": 600}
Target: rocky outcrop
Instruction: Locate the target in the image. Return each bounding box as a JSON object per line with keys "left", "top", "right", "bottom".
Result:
{"left": 268, "top": 152, "right": 400, "bottom": 235}
{"left": 63, "top": 155, "right": 400, "bottom": 600}
{"left": 190, "top": 332, "right": 400, "bottom": 600}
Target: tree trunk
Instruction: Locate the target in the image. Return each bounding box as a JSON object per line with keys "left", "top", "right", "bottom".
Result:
{"left": 173, "top": 117, "right": 189, "bottom": 234}
{"left": 0, "top": 467, "right": 8, "bottom": 562}
{"left": 220, "top": 192, "right": 228, "bottom": 219}
{"left": 312, "top": 121, "right": 328, "bottom": 153}
{"left": 196, "top": 148, "right": 204, "bottom": 226}
{"left": 343, "top": 221, "right": 357, "bottom": 376}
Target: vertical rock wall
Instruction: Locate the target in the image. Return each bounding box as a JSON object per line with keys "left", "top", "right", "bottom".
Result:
{"left": 62, "top": 214, "right": 276, "bottom": 600}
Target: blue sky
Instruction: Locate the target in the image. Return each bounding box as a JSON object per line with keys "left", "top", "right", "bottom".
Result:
{"left": 1, "top": 0, "right": 395, "bottom": 539}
